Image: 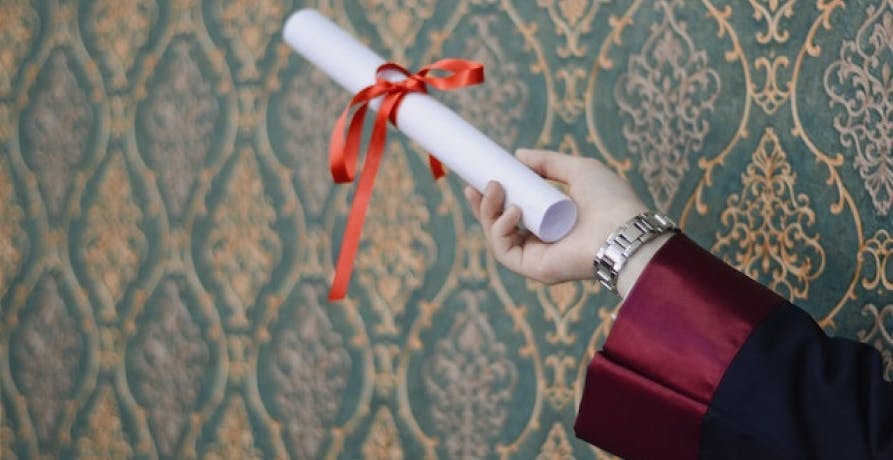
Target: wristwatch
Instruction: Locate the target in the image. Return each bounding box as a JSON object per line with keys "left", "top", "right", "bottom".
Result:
{"left": 593, "top": 211, "right": 679, "bottom": 295}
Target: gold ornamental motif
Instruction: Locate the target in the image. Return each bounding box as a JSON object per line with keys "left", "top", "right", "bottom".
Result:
{"left": 372, "top": 343, "right": 400, "bottom": 396}
{"left": 363, "top": 0, "right": 437, "bottom": 64}
{"left": 81, "top": 151, "right": 146, "bottom": 320}
{"left": 422, "top": 290, "right": 517, "bottom": 460}
{"left": 530, "top": 280, "right": 599, "bottom": 346}
{"left": 355, "top": 144, "right": 435, "bottom": 336}
{"left": 536, "top": 422, "right": 575, "bottom": 460}
{"left": 443, "top": 16, "right": 529, "bottom": 148}
{"left": 749, "top": 0, "right": 796, "bottom": 44}
{"left": 204, "top": 397, "right": 263, "bottom": 460}
{"left": 555, "top": 64, "right": 587, "bottom": 122}
{"left": 824, "top": 1, "right": 893, "bottom": 216}
{"left": 0, "top": 155, "right": 26, "bottom": 301}
{"left": 537, "top": 0, "right": 609, "bottom": 57}
{"left": 855, "top": 230, "right": 893, "bottom": 379}
{"left": 712, "top": 127, "right": 825, "bottom": 301}
{"left": 87, "top": 0, "right": 158, "bottom": 89}
{"left": 752, "top": 55, "right": 791, "bottom": 115}
{"left": 861, "top": 229, "right": 893, "bottom": 292}
{"left": 857, "top": 303, "right": 893, "bottom": 380}
{"left": 0, "top": 0, "right": 38, "bottom": 95}
{"left": 615, "top": 0, "right": 720, "bottom": 210}
{"left": 361, "top": 407, "right": 404, "bottom": 460}
{"left": 213, "top": 0, "right": 287, "bottom": 80}
{"left": 543, "top": 352, "right": 576, "bottom": 410}
{"left": 75, "top": 386, "right": 134, "bottom": 459}
{"left": 206, "top": 148, "right": 282, "bottom": 328}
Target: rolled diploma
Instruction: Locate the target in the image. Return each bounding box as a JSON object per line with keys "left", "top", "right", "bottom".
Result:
{"left": 283, "top": 8, "right": 577, "bottom": 242}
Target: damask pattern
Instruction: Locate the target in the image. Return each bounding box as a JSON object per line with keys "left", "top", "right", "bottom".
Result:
{"left": 825, "top": 0, "right": 893, "bottom": 216}
{"left": 10, "top": 274, "right": 85, "bottom": 451}
{"left": 204, "top": 148, "right": 282, "bottom": 328}
{"left": 85, "top": 0, "right": 158, "bottom": 90}
{"left": 259, "top": 284, "right": 351, "bottom": 459}
{"left": 615, "top": 0, "right": 720, "bottom": 210}
{"left": 74, "top": 387, "right": 133, "bottom": 458}
{"left": 0, "top": 1, "right": 891, "bottom": 459}
{"left": 22, "top": 50, "right": 96, "bottom": 220}
{"left": 79, "top": 151, "right": 146, "bottom": 319}
{"left": 712, "top": 127, "right": 825, "bottom": 301}
{"left": 0, "top": 1, "right": 38, "bottom": 96}
{"left": 126, "top": 279, "right": 212, "bottom": 457}
{"left": 0, "top": 156, "right": 26, "bottom": 301}
{"left": 423, "top": 291, "right": 518, "bottom": 459}
{"left": 138, "top": 39, "right": 221, "bottom": 220}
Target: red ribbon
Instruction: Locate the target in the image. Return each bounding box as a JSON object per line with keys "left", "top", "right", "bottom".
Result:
{"left": 328, "top": 58, "right": 484, "bottom": 301}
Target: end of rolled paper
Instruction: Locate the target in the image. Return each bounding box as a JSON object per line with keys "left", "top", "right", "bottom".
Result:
{"left": 538, "top": 199, "right": 577, "bottom": 243}
{"left": 282, "top": 9, "right": 318, "bottom": 56}
{"left": 283, "top": 7, "right": 319, "bottom": 36}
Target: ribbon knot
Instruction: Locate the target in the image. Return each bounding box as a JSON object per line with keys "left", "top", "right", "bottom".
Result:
{"left": 328, "top": 59, "right": 484, "bottom": 301}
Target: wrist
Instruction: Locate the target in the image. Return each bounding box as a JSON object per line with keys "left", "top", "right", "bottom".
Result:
{"left": 592, "top": 211, "right": 678, "bottom": 297}
{"left": 616, "top": 232, "right": 673, "bottom": 298}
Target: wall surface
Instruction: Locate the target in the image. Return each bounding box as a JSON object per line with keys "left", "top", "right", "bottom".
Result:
{"left": 1, "top": 0, "right": 892, "bottom": 458}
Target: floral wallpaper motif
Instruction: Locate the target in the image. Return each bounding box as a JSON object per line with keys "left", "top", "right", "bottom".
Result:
{"left": 1, "top": 0, "right": 892, "bottom": 459}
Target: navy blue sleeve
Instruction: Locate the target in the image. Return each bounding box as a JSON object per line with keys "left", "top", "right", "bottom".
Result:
{"left": 700, "top": 303, "right": 893, "bottom": 459}
{"left": 575, "top": 235, "right": 893, "bottom": 459}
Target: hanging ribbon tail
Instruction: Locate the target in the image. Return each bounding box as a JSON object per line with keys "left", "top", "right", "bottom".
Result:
{"left": 329, "top": 93, "right": 402, "bottom": 301}
{"left": 330, "top": 82, "right": 397, "bottom": 183}
{"left": 329, "top": 107, "right": 353, "bottom": 183}
{"left": 327, "top": 59, "right": 484, "bottom": 301}
{"left": 428, "top": 155, "right": 445, "bottom": 179}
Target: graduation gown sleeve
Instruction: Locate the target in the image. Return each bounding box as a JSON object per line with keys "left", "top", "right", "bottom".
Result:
{"left": 573, "top": 234, "right": 893, "bottom": 460}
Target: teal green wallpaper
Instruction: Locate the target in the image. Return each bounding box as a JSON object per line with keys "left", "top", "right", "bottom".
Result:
{"left": 1, "top": 0, "right": 892, "bottom": 458}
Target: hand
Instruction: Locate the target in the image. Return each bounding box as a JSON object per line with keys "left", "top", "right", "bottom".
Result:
{"left": 465, "top": 149, "right": 663, "bottom": 296}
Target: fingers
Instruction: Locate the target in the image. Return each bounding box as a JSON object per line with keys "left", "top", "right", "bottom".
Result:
{"left": 463, "top": 180, "right": 560, "bottom": 283}
{"left": 464, "top": 185, "right": 482, "bottom": 221}
{"left": 479, "top": 181, "right": 504, "bottom": 228}
{"left": 475, "top": 182, "right": 526, "bottom": 271}
{"left": 515, "top": 148, "right": 590, "bottom": 183}
{"left": 492, "top": 204, "right": 522, "bottom": 255}
{"left": 464, "top": 181, "right": 516, "bottom": 254}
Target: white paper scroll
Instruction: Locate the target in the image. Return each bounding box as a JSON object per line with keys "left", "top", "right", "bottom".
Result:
{"left": 282, "top": 8, "right": 577, "bottom": 242}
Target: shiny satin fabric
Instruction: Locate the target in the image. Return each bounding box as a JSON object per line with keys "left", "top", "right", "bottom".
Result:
{"left": 575, "top": 234, "right": 784, "bottom": 459}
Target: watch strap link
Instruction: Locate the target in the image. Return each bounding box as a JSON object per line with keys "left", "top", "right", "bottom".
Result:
{"left": 593, "top": 211, "right": 678, "bottom": 295}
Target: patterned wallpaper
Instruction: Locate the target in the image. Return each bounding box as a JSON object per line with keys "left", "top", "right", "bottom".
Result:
{"left": 1, "top": 0, "right": 893, "bottom": 458}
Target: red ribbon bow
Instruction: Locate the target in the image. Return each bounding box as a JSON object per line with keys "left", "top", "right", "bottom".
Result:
{"left": 328, "top": 58, "right": 484, "bottom": 301}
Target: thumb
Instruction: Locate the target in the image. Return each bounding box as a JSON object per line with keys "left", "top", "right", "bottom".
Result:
{"left": 515, "top": 149, "right": 583, "bottom": 183}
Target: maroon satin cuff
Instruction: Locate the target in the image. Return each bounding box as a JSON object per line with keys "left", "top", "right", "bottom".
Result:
{"left": 574, "top": 234, "right": 784, "bottom": 459}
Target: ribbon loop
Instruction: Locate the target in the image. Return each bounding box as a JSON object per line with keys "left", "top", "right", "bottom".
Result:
{"left": 328, "top": 59, "right": 484, "bottom": 301}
